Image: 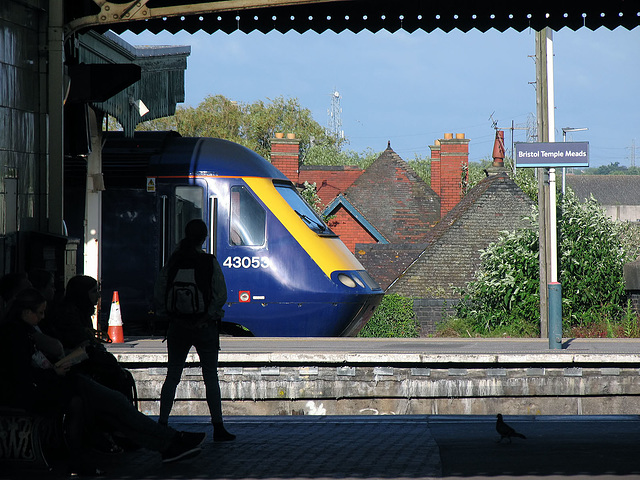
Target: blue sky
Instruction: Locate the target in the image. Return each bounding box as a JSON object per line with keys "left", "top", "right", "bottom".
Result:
{"left": 119, "top": 27, "right": 639, "bottom": 168}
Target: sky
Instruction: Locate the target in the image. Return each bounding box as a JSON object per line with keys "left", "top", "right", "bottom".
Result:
{"left": 119, "top": 26, "right": 639, "bottom": 168}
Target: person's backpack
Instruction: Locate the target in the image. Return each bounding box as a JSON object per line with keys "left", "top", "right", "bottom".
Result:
{"left": 165, "top": 253, "right": 214, "bottom": 319}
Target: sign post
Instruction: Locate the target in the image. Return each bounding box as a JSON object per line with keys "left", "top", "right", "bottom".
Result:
{"left": 515, "top": 142, "right": 590, "bottom": 168}
{"left": 515, "top": 140, "right": 589, "bottom": 348}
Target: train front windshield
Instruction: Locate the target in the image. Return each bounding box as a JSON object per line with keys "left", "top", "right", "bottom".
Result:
{"left": 274, "top": 181, "right": 335, "bottom": 236}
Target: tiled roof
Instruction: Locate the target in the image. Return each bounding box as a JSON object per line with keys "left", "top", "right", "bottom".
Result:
{"left": 358, "top": 172, "right": 535, "bottom": 296}
{"left": 325, "top": 195, "right": 388, "bottom": 244}
{"left": 354, "top": 243, "right": 427, "bottom": 291}
{"left": 343, "top": 145, "right": 440, "bottom": 243}
{"left": 566, "top": 175, "right": 640, "bottom": 206}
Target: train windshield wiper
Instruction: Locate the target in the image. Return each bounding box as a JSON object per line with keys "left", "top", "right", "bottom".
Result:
{"left": 295, "top": 210, "right": 327, "bottom": 232}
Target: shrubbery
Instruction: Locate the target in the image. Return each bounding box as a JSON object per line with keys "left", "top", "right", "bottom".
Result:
{"left": 449, "top": 189, "right": 637, "bottom": 337}
{"left": 358, "top": 294, "right": 420, "bottom": 338}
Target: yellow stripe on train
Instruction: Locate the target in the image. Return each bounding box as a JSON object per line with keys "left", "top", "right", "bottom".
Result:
{"left": 244, "top": 177, "right": 364, "bottom": 278}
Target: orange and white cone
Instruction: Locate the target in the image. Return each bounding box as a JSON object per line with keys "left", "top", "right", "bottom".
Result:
{"left": 107, "top": 291, "right": 124, "bottom": 343}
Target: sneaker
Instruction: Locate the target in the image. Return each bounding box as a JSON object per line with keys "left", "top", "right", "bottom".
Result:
{"left": 161, "top": 431, "right": 206, "bottom": 464}
{"left": 213, "top": 425, "right": 236, "bottom": 442}
{"left": 178, "top": 430, "right": 206, "bottom": 447}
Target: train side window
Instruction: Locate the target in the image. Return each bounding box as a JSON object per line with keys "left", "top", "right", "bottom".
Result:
{"left": 229, "top": 186, "right": 266, "bottom": 246}
{"left": 174, "top": 186, "right": 204, "bottom": 244}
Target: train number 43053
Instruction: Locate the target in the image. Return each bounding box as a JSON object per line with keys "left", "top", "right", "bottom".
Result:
{"left": 223, "top": 256, "right": 270, "bottom": 269}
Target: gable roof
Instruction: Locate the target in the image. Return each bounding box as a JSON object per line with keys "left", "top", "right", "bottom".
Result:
{"left": 324, "top": 194, "right": 388, "bottom": 244}
{"left": 342, "top": 144, "right": 440, "bottom": 243}
{"left": 357, "top": 172, "right": 535, "bottom": 295}
{"left": 566, "top": 175, "right": 640, "bottom": 206}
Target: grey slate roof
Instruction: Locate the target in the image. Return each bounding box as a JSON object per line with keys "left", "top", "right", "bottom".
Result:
{"left": 357, "top": 172, "right": 535, "bottom": 296}
{"left": 566, "top": 175, "right": 640, "bottom": 206}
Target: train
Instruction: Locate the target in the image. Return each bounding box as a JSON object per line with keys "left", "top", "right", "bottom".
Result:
{"left": 66, "top": 131, "right": 383, "bottom": 337}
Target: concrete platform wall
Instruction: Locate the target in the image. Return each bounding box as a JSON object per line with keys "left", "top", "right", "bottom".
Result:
{"left": 125, "top": 362, "right": 640, "bottom": 417}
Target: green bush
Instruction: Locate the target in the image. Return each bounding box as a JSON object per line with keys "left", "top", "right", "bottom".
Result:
{"left": 559, "top": 193, "right": 629, "bottom": 327}
{"left": 452, "top": 188, "right": 635, "bottom": 337}
{"left": 358, "top": 294, "right": 420, "bottom": 338}
{"left": 454, "top": 223, "right": 541, "bottom": 336}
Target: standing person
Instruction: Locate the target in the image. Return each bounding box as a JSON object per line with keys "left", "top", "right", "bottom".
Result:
{"left": 154, "top": 218, "right": 235, "bottom": 441}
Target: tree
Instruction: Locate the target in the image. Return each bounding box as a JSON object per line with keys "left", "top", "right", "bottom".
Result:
{"left": 136, "top": 94, "right": 335, "bottom": 160}
{"left": 303, "top": 144, "right": 379, "bottom": 169}
{"left": 577, "top": 162, "right": 640, "bottom": 175}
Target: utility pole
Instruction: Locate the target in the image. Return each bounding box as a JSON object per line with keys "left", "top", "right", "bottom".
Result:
{"left": 535, "top": 29, "right": 549, "bottom": 338}
{"left": 535, "top": 28, "right": 560, "bottom": 344}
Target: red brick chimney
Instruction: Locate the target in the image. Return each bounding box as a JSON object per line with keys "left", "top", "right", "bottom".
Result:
{"left": 270, "top": 133, "right": 300, "bottom": 183}
{"left": 430, "top": 133, "right": 470, "bottom": 217}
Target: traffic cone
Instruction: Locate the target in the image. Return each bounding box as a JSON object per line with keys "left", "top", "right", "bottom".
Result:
{"left": 107, "top": 291, "right": 124, "bottom": 343}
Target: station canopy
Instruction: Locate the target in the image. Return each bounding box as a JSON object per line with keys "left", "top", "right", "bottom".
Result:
{"left": 65, "top": 0, "right": 640, "bottom": 37}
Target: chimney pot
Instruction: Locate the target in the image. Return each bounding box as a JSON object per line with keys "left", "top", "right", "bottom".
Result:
{"left": 492, "top": 130, "right": 506, "bottom": 168}
{"left": 275, "top": 132, "right": 284, "bottom": 139}
{"left": 286, "top": 133, "right": 296, "bottom": 139}
{"left": 444, "top": 133, "right": 454, "bottom": 140}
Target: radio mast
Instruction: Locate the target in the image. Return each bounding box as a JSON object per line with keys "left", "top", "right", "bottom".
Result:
{"left": 327, "top": 89, "right": 344, "bottom": 143}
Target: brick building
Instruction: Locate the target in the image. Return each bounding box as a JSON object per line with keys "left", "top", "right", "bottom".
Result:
{"left": 357, "top": 171, "right": 534, "bottom": 334}
{"left": 269, "top": 136, "right": 444, "bottom": 253}
{"left": 268, "top": 132, "right": 534, "bottom": 335}
{"left": 323, "top": 142, "right": 441, "bottom": 251}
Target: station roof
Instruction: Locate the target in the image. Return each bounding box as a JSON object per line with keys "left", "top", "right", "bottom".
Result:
{"left": 75, "top": 31, "right": 190, "bottom": 136}
{"left": 65, "top": 1, "right": 640, "bottom": 38}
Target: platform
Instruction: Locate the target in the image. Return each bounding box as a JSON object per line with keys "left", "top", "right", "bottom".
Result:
{"left": 106, "top": 337, "right": 640, "bottom": 416}
{"left": 8, "top": 414, "right": 640, "bottom": 479}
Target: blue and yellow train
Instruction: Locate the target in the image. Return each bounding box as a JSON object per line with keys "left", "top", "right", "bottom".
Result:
{"left": 91, "top": 132, "right": 382, "bottom": 337}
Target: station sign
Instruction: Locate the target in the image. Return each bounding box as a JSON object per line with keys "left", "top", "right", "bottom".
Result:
{"left": 515, "top": 142, "right": 589, "bottom": 168}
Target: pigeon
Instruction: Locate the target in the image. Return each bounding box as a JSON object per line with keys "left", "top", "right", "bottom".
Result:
{"left": 496, "top": 414, "right": 527, "bottom": 443}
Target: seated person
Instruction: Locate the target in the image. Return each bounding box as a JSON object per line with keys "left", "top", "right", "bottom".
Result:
{"left": 0, "top": 288, "right": 206, "bottom": 475}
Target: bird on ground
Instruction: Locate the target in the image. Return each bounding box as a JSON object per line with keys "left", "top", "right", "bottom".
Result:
{"left": 496, "top": 414, "right": 527, "bottom": 443}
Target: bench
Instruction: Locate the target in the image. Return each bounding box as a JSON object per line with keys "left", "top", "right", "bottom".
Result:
{"left": 0, "top": 407, "right": 65, "bottom": 471}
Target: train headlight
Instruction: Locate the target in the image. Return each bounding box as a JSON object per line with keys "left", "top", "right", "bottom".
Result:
{"left": 337, "top": 273, "right": 357, "bottom": 288}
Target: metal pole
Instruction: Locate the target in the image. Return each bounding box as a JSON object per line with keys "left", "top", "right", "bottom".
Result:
{"left": 543, "top": 28, "right": 561, "bottom": 347}
{"left": 546, "top": 29, "right": 557, "bottom": 285}
{"left": 535, "top": 29, "right": 549, "bottom": 338}
{"left": 548, "top": 282, "right": 563, "bottom": 349}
